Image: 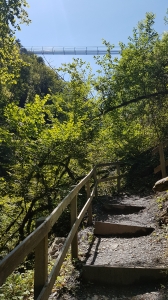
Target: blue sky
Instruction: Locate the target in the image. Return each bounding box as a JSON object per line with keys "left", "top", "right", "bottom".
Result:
{"left": 16, "top": 0, "right": 168, "bottom": 74}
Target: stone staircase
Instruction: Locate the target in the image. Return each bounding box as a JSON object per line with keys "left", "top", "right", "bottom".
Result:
{"left": 81, "top": 193, "right": 168, "bottom": 286}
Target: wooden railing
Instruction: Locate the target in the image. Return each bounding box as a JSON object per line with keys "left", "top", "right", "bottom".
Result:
{"left": 152, "top": 141, "right": 168, "bottom": 178}
{"left": 0, "top": 162, "right": 122, "bottom": 300}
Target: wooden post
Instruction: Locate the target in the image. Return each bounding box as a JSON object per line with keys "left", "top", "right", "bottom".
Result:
{"left": 86, "top": 181, "right": 92, "bottom": 225}
{"left": 34, "top": 217, "right": 48, "bottom": 300}
{"left": 93, "top": 169, "right": 98, "bottom": 198}
{"left": 117, "top": 163, "right": 120, "bottom": 192}
{"left": 71, "top": 195, "right": 78, "bottom": 260}
{"left": 159, "top": 142, "right": 167, "bottom": 178}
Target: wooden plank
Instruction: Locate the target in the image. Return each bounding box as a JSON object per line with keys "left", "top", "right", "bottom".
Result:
{"left": 71, "top": 195, "right": 78, "bottom": 259}
{"left": 159, "top": 143, "right": 167, "bottom": 178}
{"left": 93, "top": 169, "right": 98, "bottom": 198}
{"left": 34, "top": 218, "right": 48, "bottom": 300}
{"left": 78, "top": 186, "right": 95, "bottom": 221}
{"left": 152, "top": 141, "right": 168, "bottom": 155}
{"left": 154, "top": 164, "right": 161, "bottom": 174}
{"left": 0, "top": 219, "right": 51, "bottom": 286}
{"left": 98, "top": 174, "right": 125, "bottom": 183}
{"left": 34, "top": 237, "right": 48, "bottom": 299}
{"left": 98, "top": 176, "right": 118, "bottom": 183}
{"left": 86, "top": 181, "right": 92, "bottom": 225}
{"left": 117, "top": 163, "right": 120, "bottom": 192}
{"left": 37, "top": 187, "right": 95, "bottom": 300}
{"left": 49, "top": 167, "right": 94, "bottom": 228}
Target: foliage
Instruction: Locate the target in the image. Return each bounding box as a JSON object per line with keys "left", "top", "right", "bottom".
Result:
{"left": 49, "top": 254, "right": 80, "bottom": 296}
{"left": 0, "top": 252, "right": 79, "bottom": 299}
{"left": 164, "top": 8, "right": 168, "bottom": 25}
{"left": 95, "top": 13, "right": 168, "bottom": 113}
{"left": 0, "top": 268, "right": 34, "bottom": 300}
{"left": 156, "top": 193, "right": 168, "bottom": 210}
{"left": 0, "top": 57, "right": 99, "bottom": 252}
{"left": 0, "top": 36, "right": 23, "bottom": 115}
{"left": 0, "top": 0, "right": 30, "bottom": 33}
{"left": 12, "top": 48, "right": 65, "bottom": 107}
{"left": 0, "top": 1, "right": 30, "bottom": 121}
{"left": 0, "top": 0, "right": 99, "bottom": 254}
{"left": 93, "top": 12, "right": 168, "bottom": 162}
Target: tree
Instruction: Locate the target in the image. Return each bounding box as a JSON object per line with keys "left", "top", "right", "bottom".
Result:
{"left": 10, "top": 49, "right": 65, "bottom": 107}
{"left": 0, "top": 0, "right": 30, "bottom": 119}
{"left": 0, "top": 57, "right": 100, "bottom": 252}
{"left": 0, "top": 0, "right": 30, "bottom": 33}
{"left": 95, "top": 13, "right": 168, "bottom": 112}
{"left": 94, "top": 12, "right": 168, "bottom": 158}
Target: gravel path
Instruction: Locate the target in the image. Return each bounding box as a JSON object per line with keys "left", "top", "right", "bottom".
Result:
{"left": 83, "top": 193, "right": 168, "bottom": 268}
{"left": 50, "top": 191, "right": 168, "bottom": 299}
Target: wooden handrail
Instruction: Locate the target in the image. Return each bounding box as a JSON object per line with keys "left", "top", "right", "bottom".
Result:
{"left": 152, "top": 142, "right": 168, "bottom": 178}
{"left": 37, "top": 186, "right": 96, "bottom": 300}
{"left": 0, "top": 162, "right": 123, "bottom": 299}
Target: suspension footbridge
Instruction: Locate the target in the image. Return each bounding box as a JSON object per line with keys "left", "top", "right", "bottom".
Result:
{"left": 21, "top": 46, "right": 120, "bottom": 55}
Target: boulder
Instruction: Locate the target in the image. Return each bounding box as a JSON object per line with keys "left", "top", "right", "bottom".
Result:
{"left": 153, "top": 177, "right": 168, "bottom": 192}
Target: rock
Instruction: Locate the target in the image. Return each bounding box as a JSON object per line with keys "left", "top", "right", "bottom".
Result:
{"left": 111, "top": 243, "right": 118, "bottom": 250}
{"left": 153, "top": 177, "right": 168, "bottom": 192}
{"left": 49, "top": 237, "right": 65, "bottom": 258}
{"left": 91, "top": 295, "right": 98, "bottom": 300}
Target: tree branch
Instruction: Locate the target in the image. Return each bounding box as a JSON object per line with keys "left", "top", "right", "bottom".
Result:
{"left": 103, "top": 90, "right": 168, "bottom": 114}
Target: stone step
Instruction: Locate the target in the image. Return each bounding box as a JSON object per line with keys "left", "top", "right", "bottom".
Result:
{"left": 81, "top": 194, "right": 168, "bottom": 287}
{"left": 94, "top": 221, "right": 154, "bottom": 237}
{"left": 82, "top": 265, "right": 168, "bottom": 285}
{"left": 103, "top": 203, "right": 145, "bottom": 214}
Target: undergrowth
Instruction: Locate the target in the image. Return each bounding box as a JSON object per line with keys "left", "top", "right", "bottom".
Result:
{"left": 0, "top": 252, "right": 80, "bottom": 299}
